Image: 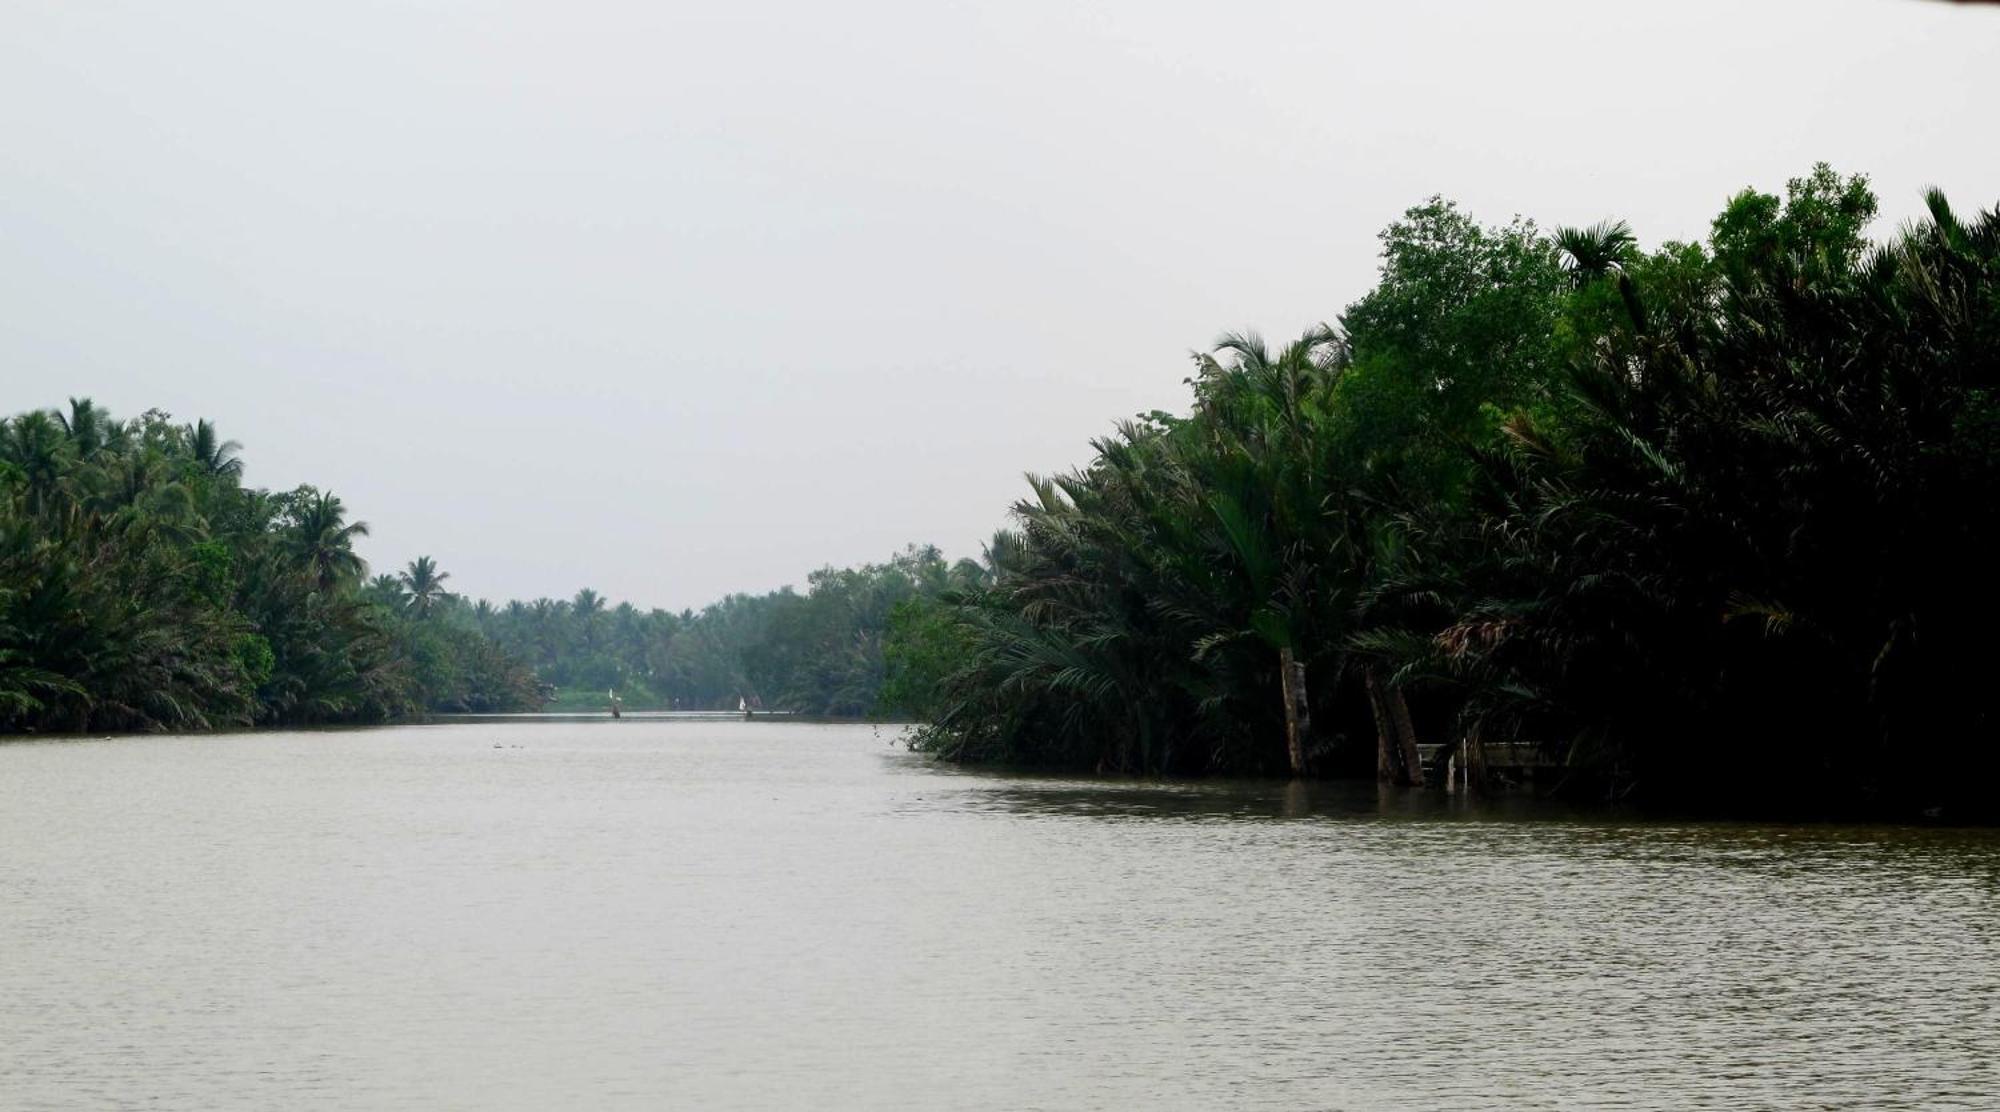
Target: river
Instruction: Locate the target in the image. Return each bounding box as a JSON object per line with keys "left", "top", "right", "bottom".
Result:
{"left": 2, "top": 718, "right": 1996, "bottom": 1109}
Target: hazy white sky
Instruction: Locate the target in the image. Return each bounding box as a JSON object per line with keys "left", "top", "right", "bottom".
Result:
{"left": 3, "top": 0, "right": 1995, "bottom": 609}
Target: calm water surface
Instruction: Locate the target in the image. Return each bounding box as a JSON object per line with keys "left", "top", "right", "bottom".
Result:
{"left": 3, "top": 719, "right": 1997, "bottom": 1110}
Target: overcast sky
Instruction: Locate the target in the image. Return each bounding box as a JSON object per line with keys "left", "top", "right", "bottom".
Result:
{"left": 3, "top": 1, "right": 1995, "bottom": 610}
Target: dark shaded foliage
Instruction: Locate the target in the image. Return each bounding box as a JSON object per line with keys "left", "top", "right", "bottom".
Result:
{"left": 893, "top": 166, "right": 2000, "bottom": 819}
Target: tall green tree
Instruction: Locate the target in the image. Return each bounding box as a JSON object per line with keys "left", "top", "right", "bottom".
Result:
{"left": 400, "top": 556, "right": 452, "bottom": 619}
{"left": 286, "top": 490, "right": 370, "bottom": 592}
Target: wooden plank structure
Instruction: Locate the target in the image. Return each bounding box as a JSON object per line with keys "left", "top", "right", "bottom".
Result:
{"left": 1417, "top": 740, "right": 1562, "bottom": 792}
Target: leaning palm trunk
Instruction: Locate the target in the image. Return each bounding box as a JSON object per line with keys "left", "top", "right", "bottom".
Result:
{"left": 1278, "top": 645, "right": 1310, "bottom": 776}
{"left": 1366, "top": 668, "right": 1425, "bottom": 787}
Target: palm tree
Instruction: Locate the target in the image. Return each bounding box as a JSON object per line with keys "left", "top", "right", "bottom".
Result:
{"left": 1184, "top": 326, "right": 1364, "bottom": 778}
{"left": 1555, "top": 220, "right": 1647, "bottom": 333}
{"left": 187, "top": 419, "right": 244, "bottom": 479}
{"left": 1, "top": 411, "right": 72, "bottom": 515}
{"left": 400, "top": 556, "right": 452, "bottom": 619}
{"left": 366, "top": 574, "right": 411, "bottom": 611}
{"left": 980, "top": 529, "right": 1024, "bottom": 580}
{"left": 287, "top": 490, "right": 370, "bottom": 591}
{"left": 58, "top": 397, "right": 111, "bottom": 459}
{"left": 572, "top": 588, "right": 606, "bottom": 650}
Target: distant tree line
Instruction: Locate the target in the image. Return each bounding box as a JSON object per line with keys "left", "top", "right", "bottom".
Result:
{"left": 0, "top": 404, "right": 542, "bottom": 731}
{"left": 0, "top": 400, "right": 989, "bottom": 731}
{"left": 461, "top": 546, "right": 988, "bottom": 715}
{"left": 884, "top": 166, "right": 2000, "bottom": 818}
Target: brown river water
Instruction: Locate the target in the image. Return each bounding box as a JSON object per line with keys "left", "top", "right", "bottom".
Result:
{"left": 3, "top": 718, "right": 1996, "bottom": 1109}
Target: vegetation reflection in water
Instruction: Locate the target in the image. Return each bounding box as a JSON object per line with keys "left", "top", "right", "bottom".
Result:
{"left": 914, "top": 760, "right": 2000, "bottom": 858}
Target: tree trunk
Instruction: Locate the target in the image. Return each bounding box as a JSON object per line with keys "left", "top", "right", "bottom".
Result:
{"left": 1366, "top": 668, "right": 1425, "bottom": 787}
{"left": 1278, "top": 645, "right": 1310, "bottom": 777}
{"left": 1460, "top": 718, "right": 1488, "bottom": 794}
{"left": 1366, "top": 669, "right": 1394, "bottom": 782}
{"left": 1366, "top": 669, "right": 1399, "bottom": 783}
{"left": 1387, "top": 681, "right": 1425, "bottom": 788}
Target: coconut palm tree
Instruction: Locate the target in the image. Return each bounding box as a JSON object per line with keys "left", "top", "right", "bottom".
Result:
{"left": 572, "top": 588, "right": 606, "bottom": 650}
{"left": 366, "top": 574, "right": 410, "bottom": 610}
{"left": 400, "top": 556, "right": 452, "bottom": 619}
{"left": 57, "top": 397, "right": 112, "bottom": 459}
{"left": 186, "top": 419, "right": 244, "bottom": 479}
{"left": 287, "top": 490, "right": 370, "bottom": 592}
{"left": 2, "top": 410, "right": 74, "bottom": 516}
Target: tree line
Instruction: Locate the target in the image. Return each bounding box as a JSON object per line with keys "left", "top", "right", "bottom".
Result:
{"left": 14, "top": 163, "right": 1997, "bottom": 820}
{"left": 883, "top": 166, "right": 2000, "bottom": 818}
{"left": 453, "top": 546, "right": 986, "bottom": 715}
{"left": 0, "top": 404, "right": 542, "bottom": 731}
{"left": 0, "top": 403, "right": 977, "bottom": 731}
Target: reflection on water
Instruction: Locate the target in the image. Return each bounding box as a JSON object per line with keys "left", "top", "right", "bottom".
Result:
{"left": 3, "top": 721, "right": 1996, "bottom": 1110}
{"left": 924, "top": 771, "right": 1591, "bottom": 822}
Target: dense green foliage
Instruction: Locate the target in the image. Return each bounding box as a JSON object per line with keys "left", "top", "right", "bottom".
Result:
{"left": 0, "top": 405, "right": 540, "bottom": 731}
{"left": 471, "top": 545, "right": 986, "bottom": 715}
{"left": 15, "top": 164, "right": 1996, "bottom": 818}
{"left": 890, "top": 167, "right": 2000, "bottom": 816}
{"left": 0, "top": 397, "right": 975, "bottom": 729}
